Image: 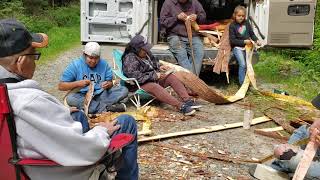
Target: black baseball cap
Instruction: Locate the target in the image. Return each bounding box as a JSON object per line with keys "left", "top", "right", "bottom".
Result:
{"left": 129, "top": 34, "right": 152, "bottom": 52}
{"left": 312, "top": 94, "right": 320, "bottom": 110}
{"left": 0, "top": 19, "right": 48, "bottom": 58}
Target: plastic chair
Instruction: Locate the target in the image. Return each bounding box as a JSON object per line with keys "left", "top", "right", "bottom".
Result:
{"left": 0, "top": 83, "right": 134, "bottom": 180}
{"left": 112, "top": 49, "right": 157, "bottom": 109}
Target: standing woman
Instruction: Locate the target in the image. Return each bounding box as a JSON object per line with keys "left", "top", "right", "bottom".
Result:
{"left": 122, "top": 35, "right": 201, "bottom": 115}
{"left": 229, "top": 5, "right": 261, "bottom": 85}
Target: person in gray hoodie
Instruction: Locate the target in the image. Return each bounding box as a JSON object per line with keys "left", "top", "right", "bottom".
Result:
{"left": 0, "top": 19, "right": 138, "bottom": 180}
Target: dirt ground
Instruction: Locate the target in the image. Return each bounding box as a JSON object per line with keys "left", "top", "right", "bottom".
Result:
{"left": 34, "top": 45, "right": 316, "bottom": 179}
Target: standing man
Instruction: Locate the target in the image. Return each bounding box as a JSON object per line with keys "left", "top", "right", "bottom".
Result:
{"left": 160, "top": 0, "right": 206, "bottom": 75}
{"left": 59, "top": 42, "right": 128, "bottom": 114}
{"left": 0, "top": 19, "right": 138, "bottom": 180}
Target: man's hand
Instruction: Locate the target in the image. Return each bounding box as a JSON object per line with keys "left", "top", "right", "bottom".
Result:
{"left": 177, "top": 12, "right": 188, "bottom": 21}
{"left": 101, "top": 81, "right": 113, "bottom": 90}
{"left": 69, "top": 107, "right": 79, "bottom": 113}
{"left": 189, "top": 14, "right": 197, "bottom": 21}
{"left": 309, "top": 120, "right": 320, "bottom": 145}
{"left": 77, "top": 80, "right": 91, "bottom": 88}
{"left": 98, "top": 119, "right": 120, "bottom": 136}
{"left": 244, "top": 39, "right": 252, "bottom": 45}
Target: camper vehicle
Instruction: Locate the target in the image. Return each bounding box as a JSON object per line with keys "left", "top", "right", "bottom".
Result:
{"left": 80, "top": 0, "right": 317, "bottom": 64}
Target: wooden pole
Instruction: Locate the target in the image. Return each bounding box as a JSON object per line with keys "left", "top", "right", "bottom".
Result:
{"left": 138, "top": 116, "right": 271, "bottom": 143}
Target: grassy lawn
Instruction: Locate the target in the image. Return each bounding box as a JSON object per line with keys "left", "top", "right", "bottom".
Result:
{"left": 254, "top": 1, "right": 320, "bottom": 101}
{"left": 1, "top": 2, "right": 81, "bottom": 65}
{"left": 38, "top": 26, "right": 80, "bottom": 64}
{"left": 255, "top": 51, "right": 320, "bottom": 101}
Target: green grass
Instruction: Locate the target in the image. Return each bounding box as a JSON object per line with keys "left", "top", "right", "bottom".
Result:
{"left": 255, "top": 50, "right": 320, "bottom": 101}
{"left": 254, "top": 1, "right": 320, "bottom": 101}
{"left": 38, "top": 26, "right": 80, "bottom": 64}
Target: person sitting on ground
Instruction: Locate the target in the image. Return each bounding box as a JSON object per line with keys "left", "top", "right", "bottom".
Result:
{"left": 122, "top": 35, "right": 201, "bottom": 116}
{"left": 250, "top": 94, "right": 320, "bottom": 179}
{"left": 229, "top": 5, "right": 261, "bottom": 85}
{"left": 58, "top": 42, "right": 128, "bottom": 114}
{"left": 0, "top": 19, "right": 138, "bottom": 180}
{"left": 160, "top": 0, "right": 206, "bottom": 76}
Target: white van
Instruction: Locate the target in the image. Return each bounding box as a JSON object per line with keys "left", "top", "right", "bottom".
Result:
{"left": 80, "top": 0, "right": 317, "bottom": 64}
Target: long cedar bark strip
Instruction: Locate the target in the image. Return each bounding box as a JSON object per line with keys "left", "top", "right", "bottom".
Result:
{"left": 264, "top": 107, "right": 296, "bottom": 134}
{"left": 152, "top": 143, "right": 260, "bottom": 164}
{"left": 292, "top": 141, "right": 319, "bottom": 180}
{"left": 84, "top": 82, "right": 94, "bottom": 116}
{"left": 254, "top": 130, "right": 289, "bottom": 142}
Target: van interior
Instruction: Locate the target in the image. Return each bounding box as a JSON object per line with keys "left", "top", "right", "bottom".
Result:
{"left": 153, "top": 0, "right": 246, "bottom": 44}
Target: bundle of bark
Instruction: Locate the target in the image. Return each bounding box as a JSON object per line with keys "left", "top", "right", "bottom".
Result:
{"left": 174, "top": 71, "right": 229, "bottom": 104}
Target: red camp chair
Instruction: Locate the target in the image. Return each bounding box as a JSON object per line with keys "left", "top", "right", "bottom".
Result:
{"left": 0, "top": 83, "right": 134, "bottom": 180}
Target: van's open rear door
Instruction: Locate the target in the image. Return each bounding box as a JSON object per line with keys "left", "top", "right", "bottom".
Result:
{"left": 252, "top": 0, "right": 317, "bottom": 48}
{"left": 81, "top": 0, "right": 150, "bottom": 43}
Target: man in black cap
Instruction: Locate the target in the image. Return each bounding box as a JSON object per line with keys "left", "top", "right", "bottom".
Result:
{"left": 0, "top": 19, "right": 138, "bottom": 180}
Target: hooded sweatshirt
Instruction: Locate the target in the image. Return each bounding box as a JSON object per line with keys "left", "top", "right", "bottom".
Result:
{"left": 0, "top": 66, "right": 110, "bottom": 180}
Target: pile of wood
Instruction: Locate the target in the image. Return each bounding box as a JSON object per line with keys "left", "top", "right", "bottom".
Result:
{"left": 200, "top": 19, "right": 232, "bottom": 49}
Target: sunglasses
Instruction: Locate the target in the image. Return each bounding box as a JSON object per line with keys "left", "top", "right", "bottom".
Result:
{"left": 20, "top": 52, "right": 41, "bottom": 60}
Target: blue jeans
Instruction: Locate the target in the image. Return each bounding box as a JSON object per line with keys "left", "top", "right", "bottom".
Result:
{"left": 233, "top": 48, "right": 246, "bottom": 85}
{"left": 112, "top": 114, "right": 138, "bottom": 180}
{"left": 168, "top": 35, "right": 204, "bottom": 76}
{"left": 71, "top": 111, "right": 90, "bottom": 133}
{"left": 271, "top": 125, "right": 320, "bottom": 178}
{"left": 66, "top": 85, "right": 128, "bottom": 114}
{"left": 72, "top": 112, "right": 138, "bottom": 180}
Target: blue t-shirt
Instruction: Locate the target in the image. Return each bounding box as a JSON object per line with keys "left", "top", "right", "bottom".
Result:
{"left": 60, "top": 56, "right": 113, "bottom": 95}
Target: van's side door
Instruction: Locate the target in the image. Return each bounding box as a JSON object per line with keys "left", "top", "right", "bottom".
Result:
{"left": 81, "top": 0, "right": 150, "bottom": 43}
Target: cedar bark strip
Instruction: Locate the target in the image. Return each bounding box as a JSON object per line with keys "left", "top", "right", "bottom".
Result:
{"left": 264, "top": 107, "right": 296, "bottom": 134}
{"left": 174, "top": 71, "right": 228, "bottom": 104}
{"left": 153, "top": 143, "right": 260, "bottom": 164}
{"left": 84, "top": 82, "right": 94, "bottom": 116}
{"left": 213, "top": 23, "right": 231, "bottom": 75}
{"left": 138, "top": 116, "right": 271, "bottom": 143}
{"left": 254, "top": 130, "right": 289, "bottom": 142}
{"left": 185, "top": 17, "right": 197, "bottom": 74}
{"left": 292, "top": 141, "right": 319, "bottom": 180}
{"left": 245, "top": 44, "right": 258, "bottom": 89}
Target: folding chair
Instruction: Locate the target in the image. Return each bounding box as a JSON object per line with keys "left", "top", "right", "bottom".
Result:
{"left": 112, "top": 49, "right": 157, "bottom": 109}
{"left": 0, "top": 83, "right": 134, "bottom": 180}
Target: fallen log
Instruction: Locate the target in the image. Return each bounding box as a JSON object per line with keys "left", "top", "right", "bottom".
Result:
{"left": 138, "top": 116, "right": 271, "bottom": 143}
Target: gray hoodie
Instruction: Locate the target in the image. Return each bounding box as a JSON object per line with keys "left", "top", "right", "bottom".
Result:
{"left": 0, "top": 66, "right": 110, "bottom": 180}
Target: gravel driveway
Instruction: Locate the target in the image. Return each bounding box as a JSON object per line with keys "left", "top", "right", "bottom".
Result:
{"left": 34, "top": 45, "right": 282, "bottom": 179}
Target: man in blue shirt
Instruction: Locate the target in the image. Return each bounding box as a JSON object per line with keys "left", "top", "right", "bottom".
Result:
{"left": 59, "top": 42, "right": 128, "bottom": 114}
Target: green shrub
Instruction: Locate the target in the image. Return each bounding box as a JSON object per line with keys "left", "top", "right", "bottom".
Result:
{"left": 0, "top": 0, "right": 24, "bottom": 18}
{"left": 50, "top": 5, "right": 80, "bottom": 27}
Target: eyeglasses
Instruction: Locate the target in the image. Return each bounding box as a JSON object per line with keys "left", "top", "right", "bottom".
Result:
{"left": 20, "top": 52, "right": 41, "bottom": 60}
